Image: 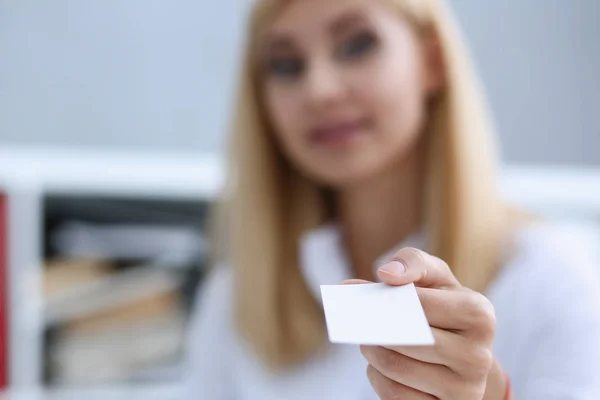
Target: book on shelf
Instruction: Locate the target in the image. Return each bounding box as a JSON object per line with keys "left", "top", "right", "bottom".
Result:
{"left": 51, "top": 222, "right": 207, "bottom": 267}
{"left": 43, "top": 256, "right": 192, "bottom": 385}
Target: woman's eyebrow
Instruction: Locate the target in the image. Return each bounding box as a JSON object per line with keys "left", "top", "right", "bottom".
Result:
{"left": 328, "top": 9, "right": 368, "bottom": 36}
{"left": 263, "top": 34, "right": 294, "bottom": 51}
{"left": 256, "top": 32, "right": 298, "bottom": 60}
{"left": 257, "top": 7, "right": 368, "bottom": 56}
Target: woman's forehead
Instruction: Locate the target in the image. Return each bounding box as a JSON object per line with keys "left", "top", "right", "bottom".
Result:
{"left": 262, "top": 0, "right": 378, "bottom": 38}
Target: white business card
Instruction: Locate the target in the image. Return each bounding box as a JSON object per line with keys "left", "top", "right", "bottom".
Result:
{"left": 320, "top": 283, "right": 434, "bottom": 345}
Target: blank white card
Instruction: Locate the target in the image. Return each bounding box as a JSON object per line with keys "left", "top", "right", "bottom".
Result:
{"left": 320, "top": 283, "right": 434, "bottom": 345}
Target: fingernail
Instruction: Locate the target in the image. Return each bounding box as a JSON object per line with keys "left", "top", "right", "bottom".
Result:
{"left": 378, "top": 260, "right": 406, "bottom": 277}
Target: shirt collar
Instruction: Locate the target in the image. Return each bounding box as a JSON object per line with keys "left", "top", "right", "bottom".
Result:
{"left": 299, "top": 223, "right": 426, "bottom": 301}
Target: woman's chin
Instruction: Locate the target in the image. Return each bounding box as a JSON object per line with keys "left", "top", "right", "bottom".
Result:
{"left": 300, "top": 162, "right": 382, "bottom": 189}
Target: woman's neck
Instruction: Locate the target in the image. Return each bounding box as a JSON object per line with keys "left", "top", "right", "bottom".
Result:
{"left": 337, "top": 142, "right": 426, "bottom": 281}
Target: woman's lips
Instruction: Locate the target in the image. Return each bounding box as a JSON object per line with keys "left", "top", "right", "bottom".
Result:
{"left": 309, "top": 118, "right": 371, "bottom": 148}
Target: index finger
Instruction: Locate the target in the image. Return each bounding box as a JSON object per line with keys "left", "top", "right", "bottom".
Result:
{"left": 377, "top": 247, "right": 461, "bottom": 289}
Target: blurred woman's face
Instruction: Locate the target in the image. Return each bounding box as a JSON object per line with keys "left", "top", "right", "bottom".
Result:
{"left": 258, "top": 0, "right": 443, "bottom": 187}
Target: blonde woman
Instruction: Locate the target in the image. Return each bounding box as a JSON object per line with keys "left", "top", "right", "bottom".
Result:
{"left": 186, "top": 0, "right": 600, "bottom": 399}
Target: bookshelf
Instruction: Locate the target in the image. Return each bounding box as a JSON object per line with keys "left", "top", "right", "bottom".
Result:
{"left": 0, "top": 145, "right": 223, "bottom": 394}
{"left": 0, "top": 145, "right": 599, "bottom": 398}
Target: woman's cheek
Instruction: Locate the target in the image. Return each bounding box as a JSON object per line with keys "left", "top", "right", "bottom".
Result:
{"left": 266, "top": 92, "right": 303, "bottom": 151}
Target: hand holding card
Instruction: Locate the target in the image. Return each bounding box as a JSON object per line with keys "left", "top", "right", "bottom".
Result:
{"left": 321, "top": 247, "right": 509, "bottom": 400}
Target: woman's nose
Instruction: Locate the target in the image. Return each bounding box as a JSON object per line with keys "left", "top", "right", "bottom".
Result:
{"left": 303, "top": 61, "right": 346, "bottom": 109}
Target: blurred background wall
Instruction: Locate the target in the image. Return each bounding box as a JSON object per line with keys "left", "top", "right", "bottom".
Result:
{"left": 1, "top": 0, "right": 599, "bottom": 164}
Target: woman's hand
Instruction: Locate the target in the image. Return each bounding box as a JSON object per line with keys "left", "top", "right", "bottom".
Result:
{"left": 354, "top": 248, "right": 508, "bottom": 400}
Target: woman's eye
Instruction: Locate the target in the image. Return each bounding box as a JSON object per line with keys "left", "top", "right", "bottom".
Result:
{"left": 267, "top": 56, "right": 304, "bottom": 79}
{"left": 337, "top": 32, "right": 378, "bottom": 60}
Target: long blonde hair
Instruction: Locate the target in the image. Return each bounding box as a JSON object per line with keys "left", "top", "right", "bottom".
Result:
{"left": 216, "top": 0, "right": 511, "bottom": 370}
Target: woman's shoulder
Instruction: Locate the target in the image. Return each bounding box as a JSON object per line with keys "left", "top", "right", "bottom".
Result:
{"left": 490, "top": 223, "right": 600, "bottom": 396}
{"left": 507, "top": 222, "right": 599, "bottom": 281}
{"left": 489, "top": 221, "right": 600, "bottom": 305}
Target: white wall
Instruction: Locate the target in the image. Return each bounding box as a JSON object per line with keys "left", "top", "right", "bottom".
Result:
{"left": 1, "top": 0, "right": 599, "bottom": 164}
{"left": 0, "top": 0, "right": 247, "bottom": 153}
{"left": 451, "top": 0, "right": 600, "bottom": 165}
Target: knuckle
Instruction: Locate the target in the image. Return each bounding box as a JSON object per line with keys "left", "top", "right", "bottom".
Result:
{"left": 431, "top": 254, "right": 451, "bottom": 272}
{"left": 462, "top": 292, "right": 496, "bottom": 338}
{"left": 396, "top": 247, "right": 427, "bottom": 268}
{"left": 378, "top": 349, "right": 397, "bottom": 371}
{"left": 476, "top": 347, "right": 494, "bottom": 373}
{"left": 379, "top": 349, "right": 409, "bottom": 374}
{"left": 431, "top": 335, "right": 444, "bottom": 354}
{"left": 461, "top": 346, "right": 494, "bottom": 377}
{"left": 366, "top": 364, "right": 404, "bottom": 400}
{"left": 366, "top": 364, "right": 378, "bottom": 383}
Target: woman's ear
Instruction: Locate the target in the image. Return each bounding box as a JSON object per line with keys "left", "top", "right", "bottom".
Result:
{"left": 421, "top": 32, "right": 446, "bottom": 95}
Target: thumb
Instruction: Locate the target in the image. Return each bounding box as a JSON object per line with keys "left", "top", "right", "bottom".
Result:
{"left": 341, "top": 279, "right": 372, "bottom": 285}
{"left": 376, "top": 247, "right": 460, "bottom": 289}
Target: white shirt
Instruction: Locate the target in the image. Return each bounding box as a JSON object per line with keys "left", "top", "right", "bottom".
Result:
{"left": 185, "top": 224, "right": 600, "bottom": 399}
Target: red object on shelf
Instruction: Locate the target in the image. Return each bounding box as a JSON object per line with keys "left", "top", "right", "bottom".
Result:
{"left": 0, "top": 194, "right": 7, "bottom": 388}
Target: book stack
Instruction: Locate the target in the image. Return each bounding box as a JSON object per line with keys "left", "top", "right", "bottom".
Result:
{"left": 41, "top": 198, "right": 209, "bottom": 387}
